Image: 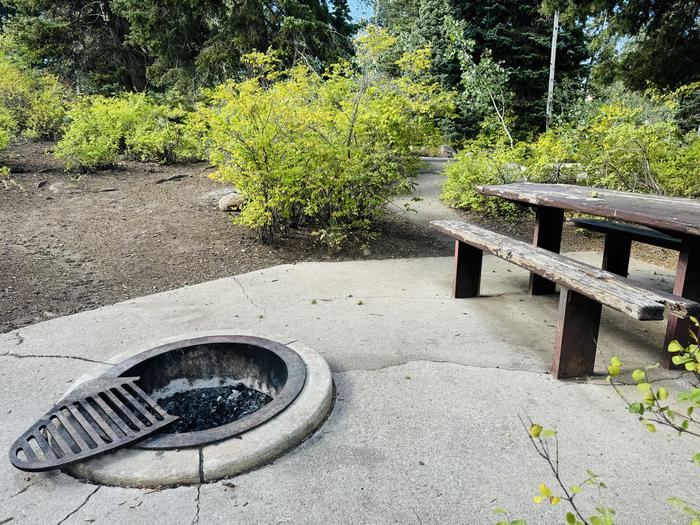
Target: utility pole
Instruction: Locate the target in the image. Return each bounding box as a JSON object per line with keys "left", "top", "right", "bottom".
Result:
{"left": 545, "top": 9, "right": 560, "bottom": 130}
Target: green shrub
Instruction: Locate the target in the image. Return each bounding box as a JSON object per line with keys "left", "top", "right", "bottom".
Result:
{"left": 0, "top": 54, "right": 68, "bottom": 140}
{"left": 442, "top": 141, "right": 522, "bottom": 215}
{"left": 55, "top": 93, "right": 193, "bottom": 170}
{"left": 198, "top": 43, "right": 453, "bottom": 248}
{"left": 444, "top": 89, "right": 700, "bottom": 214}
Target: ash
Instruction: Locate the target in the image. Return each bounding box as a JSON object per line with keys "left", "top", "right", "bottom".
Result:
{"left": 157, "top": 384, "right": 273, "bottom": 433}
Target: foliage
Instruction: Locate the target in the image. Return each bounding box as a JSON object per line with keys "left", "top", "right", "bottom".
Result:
{"left": 197, "top": 38, "right": 453, "bottom": 248}
{"left": 442, "top": 140, "right": 522, "bottom": 216}
{"left": 2, "top": 0, "right": 149, "bottom": 93}
{"left": 2, "top": 0, "right": 355, "bottom": 93}
{"left": 584, "top": 0, "right": 699, "bottom": 92}
{"left": 0, "top": 44, "right": 68, "bottom": 139}
{"left": 55, "top": 93, "right": 193, "bottom": 170}
{"left": 444, "top": 87, "right": 700, "bottom": 214}
{"left": 606, "top": 318, "right": 700, "bottom": 524}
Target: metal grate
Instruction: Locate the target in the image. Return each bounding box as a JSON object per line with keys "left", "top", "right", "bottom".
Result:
{"left": 9, "top": 377, "right": 178, "bottom": 472}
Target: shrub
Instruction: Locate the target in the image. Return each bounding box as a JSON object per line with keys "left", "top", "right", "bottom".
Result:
{"left": 198, "top": 43, "right": 453, "bottom": 248}
{"left": 442, "top": 141, "right": 521, "bottom": 216}
{"left": 444, "top": 89, "right": 700, "bottom": 214}
{"left": 55, "top": 93, "right": 193, "bottom": 170}
{"left": 0, "top": 54, "right": 68, "bottom": 140}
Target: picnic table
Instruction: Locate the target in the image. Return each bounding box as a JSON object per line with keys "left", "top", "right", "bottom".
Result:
{"left": 477, "top": 182, "right": 700, "bottom": 365}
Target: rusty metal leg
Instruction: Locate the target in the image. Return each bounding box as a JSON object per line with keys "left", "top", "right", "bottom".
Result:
{"left": 602, "top": 235, "right": 631, "bottom": 277}
{"left": 662, "top": 237, "right": 700, "bottom": 368}
{"left": 552, "top": 288, "right": 602, "bottom": 379}
{"left": 453, "top": 240, "right": 482, "bottom": 298}
{"left": 529, "top": 206, "right": 564, "bottom": 295}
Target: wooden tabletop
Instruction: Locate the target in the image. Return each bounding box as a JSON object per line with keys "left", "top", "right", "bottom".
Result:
{"left": 478, "top": 183, "right": 700, "bottom": 237}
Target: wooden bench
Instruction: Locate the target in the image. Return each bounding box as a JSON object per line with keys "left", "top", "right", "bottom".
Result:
{"left": 570, "top": 218, "right": 682, "bottom": 277}
{"left": 430, "top": 219, "right": 699, "bottom": 379}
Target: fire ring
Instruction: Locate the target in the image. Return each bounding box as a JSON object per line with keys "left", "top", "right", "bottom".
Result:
{"left": 64, "top": 333, "right": 334, "bottom": 488}
{"left": 101, "top": 335, "right": 307, "bottom": 449}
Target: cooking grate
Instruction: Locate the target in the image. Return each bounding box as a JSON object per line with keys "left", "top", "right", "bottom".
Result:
{"left": 9, "top": 377, "right": 177, "bottom": 472}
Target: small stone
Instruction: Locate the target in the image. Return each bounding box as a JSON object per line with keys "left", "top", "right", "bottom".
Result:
{"left": 200, "top": 187, "right": 238, "bottom": 207}
{"left": 439, "top": 144, "right": 456, "bottom": 158}
{"left": 218, "top": 192, "right": 244, "bottom": 211}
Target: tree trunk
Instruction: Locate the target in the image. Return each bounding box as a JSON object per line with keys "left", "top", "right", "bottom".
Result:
{"left": 545, "top": 9, "right": 560, "bottom": 130}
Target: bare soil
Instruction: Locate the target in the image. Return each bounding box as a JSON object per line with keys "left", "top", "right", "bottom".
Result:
{"left": 0, "top": 141, "right": 678, "bottom": 334}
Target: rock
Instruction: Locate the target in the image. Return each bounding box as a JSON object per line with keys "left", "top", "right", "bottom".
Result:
{"left": 201, "top": 187, "right": 238, "bottom": 207}
{"left": 439, "top": 144, "right": 456, "bottom": 158}
{"left": 218, "top": 192, "right": 244, "bottom": 211}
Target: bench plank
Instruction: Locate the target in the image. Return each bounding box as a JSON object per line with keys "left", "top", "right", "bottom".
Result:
{"left": 570, "top": 218, "right": 682, "bottom": 250}
{"left": 430, "top": 219, "right": 697, "bottom": 321}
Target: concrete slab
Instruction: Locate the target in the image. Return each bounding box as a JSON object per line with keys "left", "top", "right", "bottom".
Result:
{"left": 0, "top": 254, "right": 695, "bottom": 524}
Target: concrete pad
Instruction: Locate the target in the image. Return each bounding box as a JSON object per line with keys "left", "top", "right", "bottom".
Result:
{"left": 0, "top": 254, "right": 694, "bottom": 524}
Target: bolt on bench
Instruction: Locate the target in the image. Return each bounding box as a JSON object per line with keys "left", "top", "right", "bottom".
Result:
{"left": 430, "top": 219, "right": 699, "bottom": 379}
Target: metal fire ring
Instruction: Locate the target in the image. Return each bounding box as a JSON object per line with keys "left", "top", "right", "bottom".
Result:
{"left": 100, "top": 335, "right": 307, "bottom": 450}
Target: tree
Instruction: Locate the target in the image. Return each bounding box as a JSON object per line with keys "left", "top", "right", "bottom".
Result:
{"left": 2, "top": 0, "right": 149, "bottom": 93}
{"left": 1, "top": 0, "right": 356, "bottom": 93}
{"left": 451, "top": 0, "right": 589, "bottom": 135}
{"left": 585, "top": 0, "right": 700, "bottom": 92}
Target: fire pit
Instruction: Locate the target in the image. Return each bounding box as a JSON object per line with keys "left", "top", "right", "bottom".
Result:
{"left": 63, "top": 333, "right": 333, "bottom": 487}
{"left": 103, "top": 335, "right": 307, "bottom": 449}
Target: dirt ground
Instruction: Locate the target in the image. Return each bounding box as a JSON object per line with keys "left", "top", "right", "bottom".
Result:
{"left": 0, "top": 141, "right": 678, "bottom": 333}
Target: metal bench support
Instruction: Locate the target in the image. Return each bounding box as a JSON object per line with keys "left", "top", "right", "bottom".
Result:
{"left": 529, "top": 206, "right": 564, "bottom": 295}
{"left": 602, "top": 236, "right": 632, "bottom": 277}
{"left": 453, "top": 240, "right": 482, "bottom": 298}
{"left": 552, "top": 289, "right": 602, "bottom": 379}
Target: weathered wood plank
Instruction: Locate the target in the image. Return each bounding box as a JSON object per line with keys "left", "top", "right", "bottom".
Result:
{"left": 477, "top": 183, "right": 700, "bottom": 237}
{"left": 430, "top": 219, "right": 699, "bottom": 321}
{"left": 570, "top": 218, "right": 682, "bottom": 250}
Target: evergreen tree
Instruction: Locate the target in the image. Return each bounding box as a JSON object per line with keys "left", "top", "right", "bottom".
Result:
{"left": 1, "top": 0, "right": 357, "bottom": 93}
{"left": 451, "top": 0, "right": 588, "bottom": 135}
{"left": 2, "top": 0, "right": 149, "bottom": 93}
{"left": 585, "top": 0, "right": 699, "bottom": 91}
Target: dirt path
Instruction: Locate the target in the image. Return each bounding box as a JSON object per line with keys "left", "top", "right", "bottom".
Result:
{"left": 0, "top": 142, "right": 678, "bottom": 333}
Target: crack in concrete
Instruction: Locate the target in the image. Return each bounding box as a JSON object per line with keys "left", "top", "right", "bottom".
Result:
{"left": 335, "top": 359, "right": 548, "bottom": 377}
{"left": 1, "top": 480, "right": 40, "bottom": 503}
{"left": 0, "top": 352, "right": 110, "bottom": 365}
{"left": 233, "top": 276, "right": 266, "bottom": 314}
{"left": 191, "top": 485, "right": 201, "bottom": 525}
{"left": 56, "top": 486, "right": 100, "bottom": 525}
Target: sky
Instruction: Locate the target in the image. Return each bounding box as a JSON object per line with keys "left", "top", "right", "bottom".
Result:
{"left": 348, "top": 0, "right": 373, "bottom": 20}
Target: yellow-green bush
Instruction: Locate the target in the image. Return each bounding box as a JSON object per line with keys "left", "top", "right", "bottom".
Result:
{"left": 444, "top": 89, "right": 700, "bottom": 214}
{"left": 197, "top": 44, "right": 453, "bottom": 248}
{"left": 442, "top": 141, "right": 521, "bottom": 215}
{"left": 55, "top": 93, "right": 193, "bottom": 170}
{"left": 0, "top": 55, "right": 68, "bottom": 140}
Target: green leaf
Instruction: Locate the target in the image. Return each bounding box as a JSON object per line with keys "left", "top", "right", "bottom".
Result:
{"left": 636, "top": 382, "right": 652, "bottom": 393}
{"left": 492, "top": 507, "right": 507, "bottom": 515}
{"left": 529, "top": 424, "right": 542, "bottom": 438}
{"left": 566, "top": 512, "right": 576, "bottom": 525}
{"left": 590, "top": 516, "right": 602, "bottom": 525}
{"left": 570, "top": 485, "right": 583, "bottom": 494}
{"left": 628, "top": 402, "right": 644, "bottom": 415}
{"left": 657, "top": 387, "right": 669, "bottom": 400}
{"left": 631, "top": 369, "right": 646, "bottom": 382}
{"left": 668, "top": 340, "right": 684, "bottom": 353}
{"left": 542, "top": 429, "right": 557, "bottom": 438}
